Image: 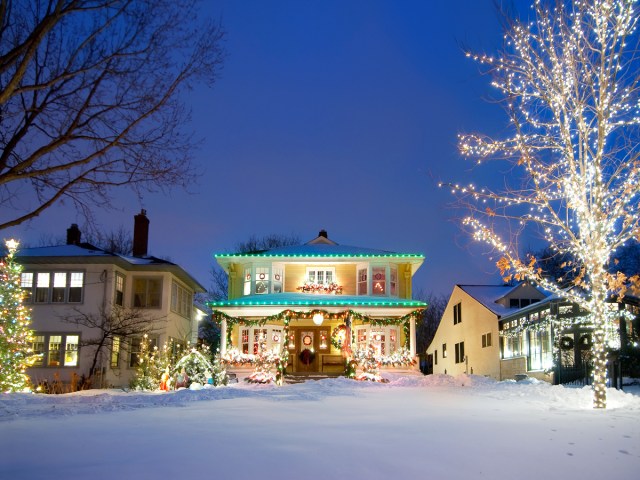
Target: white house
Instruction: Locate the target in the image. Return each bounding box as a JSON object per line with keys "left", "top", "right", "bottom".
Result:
{"left": 16, "top": 211, "right": 205, "bottom": 389}
{"left": 426, "top": 283, "right": 547, "bottom": 379}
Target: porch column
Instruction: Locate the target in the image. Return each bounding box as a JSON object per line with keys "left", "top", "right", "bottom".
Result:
{"left": 220, "top": 318, "right": 228, "bottom": 356}
{"left": 409, "top": 316, "right": 416, "bottom": 357}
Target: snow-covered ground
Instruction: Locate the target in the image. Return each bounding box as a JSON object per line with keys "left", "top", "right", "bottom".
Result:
{"left": 1, "top": 375, "right": 639, "bottom": 480}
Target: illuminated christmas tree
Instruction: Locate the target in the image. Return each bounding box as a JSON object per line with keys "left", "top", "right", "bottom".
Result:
{"left": 449, "top": 0, "right": 640, "bottom": 408}
{"left": 0, "top": 239, "right": 35, "bottom": 392}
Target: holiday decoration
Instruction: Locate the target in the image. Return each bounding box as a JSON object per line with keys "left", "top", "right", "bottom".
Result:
{"left": 245, "top": 343, "right": 281, "bottom": 384}
{"left": 0, "top": 239, "right": 36, "bottom": 393}
{"left": 331, "top": 325, "right": 348, "bottom": 350}
{"left": 446, "top": 0, "right": 640, "bottom": 408}
{"left": 296, "top": 281, "right": 343, "bottom": 295}
{"left": 174, "top": 347, "right": 216, "bottom": 386}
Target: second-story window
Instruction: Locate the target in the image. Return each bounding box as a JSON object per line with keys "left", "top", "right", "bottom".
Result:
{"left": 243, "top": 268, "right": 251, "bottom": 295}
{"left": 273, "top": 267, "right": 283, "bottom": 293}
{"left": 22, "top": 271, "right": 84, "bottom": 304}
{"left": 453, "top": 302, "right": 462, "bottom": 325}
{"left": 255, "top": 267, "right": 270, "bottom": 294}
{"left": 114, "top": 272, "right": 125, "bottom": 306}
{"left": 372, "top": 267, "right": 386, "bottom": 295}
{"left": 171, "top": 281, "right": 192, "bottom": 318}
{"left": 307, "top": 268, "right": 334, "bottom": 285}
{"left": 390, "top": 267, "right": 398, "bottom": 296}
{"left": 357, "top": 268, "right": 368, "bottom": 295}
{"left": 133, "top": 278, "right": 162, "bottom": 308}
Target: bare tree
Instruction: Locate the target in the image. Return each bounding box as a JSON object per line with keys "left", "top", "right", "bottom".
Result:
{"left": 205, "top": 233, "right": 301, "bottom": 302}
{"left": 448, "top": 0, "right": 640, "bottom": 408}
{"left": 0, "top": 0, "right": 224, "bottom": 230}
{"left": 414, "top": 290, "right": 448, "bottom": 354}
{"left": 63, "top": 305, "right": 165, "bottom": 383}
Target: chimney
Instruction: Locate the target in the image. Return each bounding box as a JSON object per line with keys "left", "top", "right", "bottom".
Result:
{"left": 132, "top": 209, "right": 149, "bottom": 257}
{"left": 319, "top": 229, "right": 328, "bottom": 238}
{"left": 66, "top": 224, "right": 81, "bottom": 245}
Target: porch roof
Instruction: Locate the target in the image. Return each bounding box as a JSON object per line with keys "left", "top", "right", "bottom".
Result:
{"left": 210, "top": 293, "right": 426, "bottom": 318}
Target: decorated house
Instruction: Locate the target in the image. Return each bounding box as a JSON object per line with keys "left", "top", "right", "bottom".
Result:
{"left": 499, "top": 292, "right": 639, "bottom": 386}
{"left": 426, "top": 283, "right": 548, "bottom": 379}
{"left": 15, "top": 211, "right": 205, "bottom": 390}
{"left": 211, "top": 231, "right": 426, "bottom": 383}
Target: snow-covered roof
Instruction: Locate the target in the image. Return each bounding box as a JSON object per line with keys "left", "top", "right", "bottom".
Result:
{"left": 457, "top": 284, "right": 549, "bottom": 317}
{"left": 14, "top": 244, "right": 205, "bottom": 292}
{"left": 215, "top": 233, "right": 425, "bottom": 274}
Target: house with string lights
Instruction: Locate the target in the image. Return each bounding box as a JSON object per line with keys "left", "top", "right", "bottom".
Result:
{"left": 211, "top": 231, "right": 426, "bottom": 382}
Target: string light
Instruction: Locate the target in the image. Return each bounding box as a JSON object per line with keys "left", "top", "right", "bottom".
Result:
{"left": 447, "top": 0, "right": 640, "bottom": 408}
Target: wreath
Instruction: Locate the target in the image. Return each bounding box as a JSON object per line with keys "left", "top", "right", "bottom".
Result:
{"left": 331, "top": 325, "right": 348, "bottom": 350}
{"left": 560, "top": 336, "right": 574, "bottom": 350}
{"left": 579, "top": 334, "right": 592, "bottom": 349}
{"left": 299, "top": 349, "right": 315, "bottom": 365}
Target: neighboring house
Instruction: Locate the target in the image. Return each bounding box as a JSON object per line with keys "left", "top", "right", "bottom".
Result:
{"left": 211, "top": 231, "right": 426, "bottom": 377}
{"left": 426, "top": 283, "right": 547, "bottom": 379}
{"left": 16, "top": 210, "right": 205, "bottom": 389}
{"left": 499, "top": 292, "right": 639, "bottom": 385}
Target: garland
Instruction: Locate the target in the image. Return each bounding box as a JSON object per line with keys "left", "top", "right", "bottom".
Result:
{"left": 331, "top": 325, "right": 348, "bottom": 350}
{"left": 296, "top": 281, "right": 343, "bottom": 295}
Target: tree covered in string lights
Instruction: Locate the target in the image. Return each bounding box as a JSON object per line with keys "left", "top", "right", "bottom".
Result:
{"left": 0, "top": 240, "right": 35, "bottom": 392}
{"left": 448, "top": 0, "right": 640, "bottom": 408}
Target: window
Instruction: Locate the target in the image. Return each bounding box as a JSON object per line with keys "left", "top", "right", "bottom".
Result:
{"left": 357, "top": 268, "right": 368, "bottom": 295}
{"left": 64, "top": 335, "right": 79, "bottom": 366}
{"left": 133, "top": 278, "right": 162, "bottom": 308}
{"left": 453, "top": 302, "right": 462, "bottom": 325}
{"left": 255, "top": 267, "right": 270, "bottom": 294}
{"left": 22, "top": 271, "right": 84, "bottom": 304}
{"left": 355, "top": 326, "right": 399, "bottom": 355}
{"left": 455, "top": 341, "right": 465, "bottom": 364}
{"left": 272, "top": 267, "right": 283, "bottom": 293}
{"left": 442, "top": 343, "right": 447, "bottom": 358}
{"left": 390, "top": 267, "right": 398, "bottom": 296}
{"left": 21, "top": 272, "right": 33, "bottom": 302}
{"left": 30, "top": 334, "right": 80, "bottom": 367}
{"left": 371, "top": 267, "right": 386, "bottom": 295}
{"left": 306, "top": 267, "right": 335, "bottom": 285}
{"left": 243, "top": 268, "right": 251, "bottom": 295}
{"left": 434, "top": 349, "right": 438, "bottom": 365}
{"left": 171, "top": 281, "right": 192, "bottom": 319}
{"left": 482, "top": 332, "right": 492, "bottom": 348}
{"left": 240, "top": 325, "right": 282, "bottom": 354}
{"left": 32, "top": 335, "right": 45, "bottom": 366}
{"left": 129, "top": 337, "right": 157, "bottom": 367}
{"left": 114, "top": 273, "right": 125, "bottom": 306}
{"left": 510, "top": 298, "right": 540, "bottom": 308}
{"left": 111, "top": 336, "right": 121, "bottom": 368}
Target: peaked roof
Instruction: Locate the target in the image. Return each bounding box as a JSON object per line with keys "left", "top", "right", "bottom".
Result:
{"left": 457, "top": 283, "right": 549, "bottom": 317}
{"left": 14, "top": 243, "right": 205, "bottom": 292}
{"left": 215, "top": 232, "right": 425, "bottom": 273}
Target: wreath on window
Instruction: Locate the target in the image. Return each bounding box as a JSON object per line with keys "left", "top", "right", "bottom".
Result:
{"left": 331, "top": 325, "right": 348, "bottom": 350}
{"left": 578, "top": 334, "right": 592, "bottom": 349}
{"left": 560, "top": 336, "right": 574, "bottom": 350}
{"left": 299, "top": 349, "right": 315, "bottom": 365}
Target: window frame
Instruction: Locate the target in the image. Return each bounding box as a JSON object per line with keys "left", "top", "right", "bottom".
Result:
{"left": 30, "top": 333, "right": 81, "bottom": 368}
{"left": 482, "top": 332, "right": 492, "bottom": 348}
{"left": 114, "top": 272, "right": 125, "bottom": 307}
{"left": 355, "top": 325, "right": 399, "bottom": 356}
{"left": 132, "top": 277, "right": 163, "bottom": 308}
{"left": 21, "top": 271, "right": 85, "bottom": 304}
{"left": 455, "top": 341, "right": 465, "bottom": 364}
{"left": 171, "top": 280, "right": 192, "bottom": 319}
{"left": 453, "top": 302, "right": 462, "bottom": 325}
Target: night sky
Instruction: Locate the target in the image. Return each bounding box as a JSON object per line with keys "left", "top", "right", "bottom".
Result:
{"left": 5, "top": 0, "right": 535, "bottom": 297}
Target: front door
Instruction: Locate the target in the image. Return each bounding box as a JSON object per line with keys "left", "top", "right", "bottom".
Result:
{"left": 297, "top": 329, "right": 317, "bottom": 372}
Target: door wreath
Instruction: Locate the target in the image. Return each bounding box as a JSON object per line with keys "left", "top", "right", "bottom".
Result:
{"left": 299, "top": 349, "right": 315, "bottom": 365}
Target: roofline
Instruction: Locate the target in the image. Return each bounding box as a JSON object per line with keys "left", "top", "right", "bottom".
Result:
{"left": 215, "top": 253, "right": 425, "bottom": 259}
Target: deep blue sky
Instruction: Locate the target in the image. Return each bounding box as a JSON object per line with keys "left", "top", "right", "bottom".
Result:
{"left": 6, "top": 0, "right": 535, "bottom": 297}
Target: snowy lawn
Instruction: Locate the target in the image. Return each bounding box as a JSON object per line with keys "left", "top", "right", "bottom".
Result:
{"left": 1, "top": 375, "right": 639, "bottom": 480}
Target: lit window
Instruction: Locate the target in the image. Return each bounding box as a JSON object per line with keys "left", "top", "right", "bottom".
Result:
{"left": 255, "top": 267, "right": 269, "bottom": 295}
{"left": 442, "top": 343, "right": 447, "bottom": 358}
{"left": 29, "top": 334, "right": 81, "bottom": 368}
{"left": 272, "top": 267, "right": 283, "bottom": 293}
{"left": 306, "top": 268, "right": 335, "bottom": 285}
{"left": 21, "top": 272, "right": 33, "bottom": 302}
{"left": 357, "top": 268, "right": 368, "bottom": 295}
{"left": 390, "top": 267, "right": 398, "bottom": 296}
{"left": 355, "top": 326, "right": 398, "bottom": 354}
{"left": 243, "top": 268, "right": 251, "bottom": 295}
{"left": 52, "top": 272, "right": 67, "bottom": 302}
{"left": 133, "top": 278, "right": 162, "bottom": 308}
{"left": 36, "top": 273, "right": 50, "bottom": 303}
{"left": 372, "top": 267, "right": 386, "bottom": 295}
{"left": 31, "top": 335, "right": 45, "bottom": 366}
{"left": 68, "top": 272, "right": 84, "bottom": 302}
{"left": 64, "top": 335, "right": 79, "bottom": 366}
{"left": 111, "top": 336, "right": 121, "bottom": 368}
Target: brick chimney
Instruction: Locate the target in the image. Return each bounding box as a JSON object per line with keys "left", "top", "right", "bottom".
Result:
{"left": 66, "top": 224, "right": 81, "bottom": 245}
{"left": 132, "top": 209, "right": 149, "bottom": 257}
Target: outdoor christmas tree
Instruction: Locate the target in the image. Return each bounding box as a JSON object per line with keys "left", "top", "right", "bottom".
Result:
{"left": 0, "top": 239, "right": 35, "bottom": 392}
